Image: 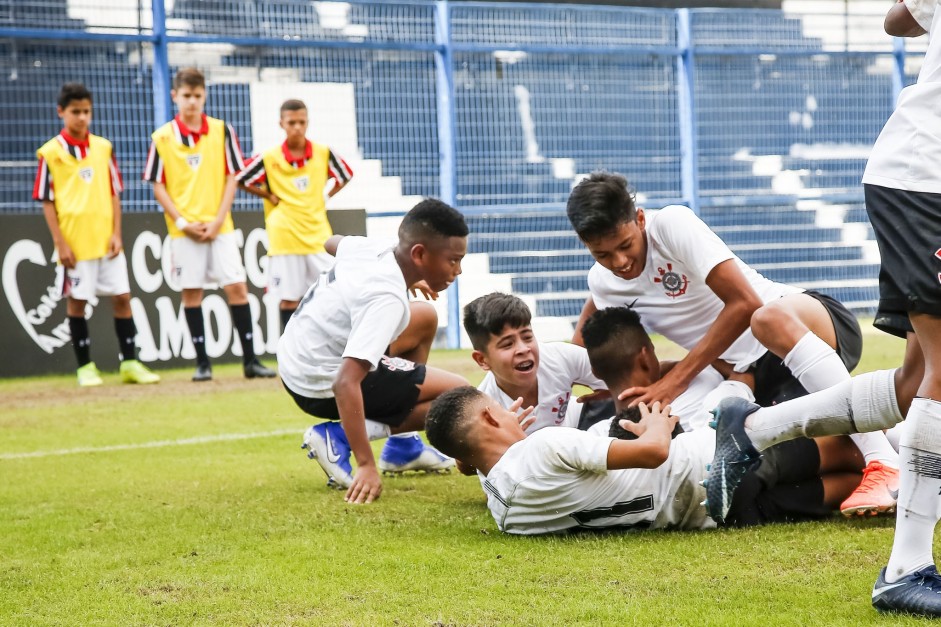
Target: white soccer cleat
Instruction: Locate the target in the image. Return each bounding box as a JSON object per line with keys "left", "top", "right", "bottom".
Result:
{"left": 301, "top": 422, "right": 355, "bottom": 489}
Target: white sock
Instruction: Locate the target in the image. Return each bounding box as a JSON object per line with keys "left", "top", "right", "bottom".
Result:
{"left": 850, "top": 431, "right": 900, "bottom": 468}
{"left": 885, "top": 398, "right": 941, "bottom": 582}
{"left": 783, "top": 333, "right": 900, "bottom": 467}
{"left": 886, "top": 423, "right": 905, "bottom": 453}
{"left": 388, "top": 431, "right": 419, "bottom": 440}
{"left": 745, "top": 369, "right": 903, "bottom": 451}
{"left": 365, "top": 420, "right": 391, "bottom": 441}
{"left": 783, "top": 331, "right": 851, "bottom": 391}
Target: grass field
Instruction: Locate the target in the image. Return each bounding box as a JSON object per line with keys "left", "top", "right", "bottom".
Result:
{"left": 0, "top": 327, "right": 933, "bottom": 625}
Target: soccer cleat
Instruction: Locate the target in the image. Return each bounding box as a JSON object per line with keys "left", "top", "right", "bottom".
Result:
{"left": 301, "top": 422, "right": 354, "bottom": 489}
{"left": 192, "top": 362, "right": 212, "bottom": 382}
{"left": 378, "top": 434, "right": 455, "bottom": 475}
{"left": 119, "top": 359, "right": 160, "bottom": 384}
{"left": 76, "top": 362, "right": 103, "bottom": 387}
{"left": 840, "top": 461, "right": 899, "bottom": 517}
{"left": 244, "top": 358, "right": 276, "bottom": 379}
{"left": 705, "top": 397, "right": 762, "bottom": 525}
{"left": 873, "top": 565, "right": 941, "bottom": 617}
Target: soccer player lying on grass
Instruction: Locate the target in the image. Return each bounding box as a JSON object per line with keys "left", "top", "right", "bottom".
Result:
{"left": 279, "top": 199, "right": 470, "bottom": 504}
{"left": 566, "top": 171, "right": 899, "bottom": 517}
{"left": 582, "top": 305, "right": 865, "bottom": 528}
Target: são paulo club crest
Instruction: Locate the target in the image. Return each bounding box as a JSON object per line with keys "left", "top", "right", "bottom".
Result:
{"left": 78, "top": 167, "right": 93, "bottom": 183}
{"left": 293, "top": 175, "right": 310, "bottom": 192}
{"left": 653, "top": 263, "right": 689, "bottom": 298}
{"left": 186, "top": 154, "right": 202, "bottom": 170}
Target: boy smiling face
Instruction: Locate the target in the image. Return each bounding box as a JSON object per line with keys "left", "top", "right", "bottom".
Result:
{"left": 473, "top": 322, "right": 541, "bottom": 390}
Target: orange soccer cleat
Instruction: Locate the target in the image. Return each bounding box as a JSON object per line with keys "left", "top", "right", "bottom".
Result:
{"left": 841, "top": 461, "right": 899, "bottom": 517}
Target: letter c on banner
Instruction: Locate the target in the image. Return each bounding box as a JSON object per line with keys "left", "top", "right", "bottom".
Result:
{"left": 243, "top": 227, "right": 268, "bottom": 289}
{"left": 131, "top": 231, "right": 163, "bottom": 294}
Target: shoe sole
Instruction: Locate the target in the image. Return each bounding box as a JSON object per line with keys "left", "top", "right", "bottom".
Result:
{"left": 841, "top": 504, "right": 897, "bottom": 517}
{"left": 78, "top": 380, "right": 103, "bottom": 387}
{"left": 705, "top": 397, "right": 762, "bottom": 525}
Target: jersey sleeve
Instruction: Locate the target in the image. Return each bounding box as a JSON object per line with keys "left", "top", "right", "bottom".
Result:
{"left": 539, "top": 428, "right": 612, "bottom": 474}
{"left": 343, "top": 294, "right": 409, "bottom": 367}
{"left": 554, "top": 341, "right": 607, "bottom": 390}
{"left": 142, "top": 141, "right": 165, "bottom": 183}
{"left": 109, "top": 151, "right": 124, "bottom": 196}
{"left": 904, "top": 0, "right": 936, "bottom": 31}
{"left": 327, "top": 148, "right": 354, "bottom": 184}
{"left": 652, "top": 205, "right": 734, "bottom": 282}
{"left": 33, "top": 157, "right": 54, "bottom": 201}
{"left": 223, "top": 124, "right": 247, "bottom": 175}
{"left": 236, "top": 154, "right": 267, "bottom": 186}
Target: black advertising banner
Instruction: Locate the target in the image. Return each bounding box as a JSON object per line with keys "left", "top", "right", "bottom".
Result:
{"left": 0, "top": 210, "right": 366, "bottom": 378}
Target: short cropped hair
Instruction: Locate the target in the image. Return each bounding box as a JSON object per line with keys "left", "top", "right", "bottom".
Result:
{"left": 463, "top": 293, "right": 532, "bottom": 351}
{"left": 425, "top": 386, "right": 484, "bottom": 460}
{"left": 173, "top": 67, "right": 205, "bottom": 90}
{"left": 567, "top": 171, "right": 637, "bottom": 242}
{"left": 280, "top": 99, "right": 306, "bottom": 114}
{"left": 608, "top": 405, "right": 683, "bottom": 440}
{"left": 58, "top": 83, "right": 92, "bottom": 109}
{"left": 399, "top": 198, "right": 469, "bottom": 244}
{"left": 582, "top": 306, "right": 652, "bottom": 383}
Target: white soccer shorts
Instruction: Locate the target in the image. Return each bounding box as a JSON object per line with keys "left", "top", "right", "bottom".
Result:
{"left": 267, "top": 252, "right": 334, "bottom": 301}
{"left": 61, "top": 252, "right": 131, "bottom": 304}
{"left": 171, "top": 231, "right": 247, "bottom": 289}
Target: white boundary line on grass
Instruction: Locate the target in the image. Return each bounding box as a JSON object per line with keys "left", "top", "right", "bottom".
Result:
{"left": 0, "top": 428, "right": 299, "bottom": 460}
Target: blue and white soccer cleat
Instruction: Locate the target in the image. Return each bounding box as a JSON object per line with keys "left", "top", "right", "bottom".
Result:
{"left": 704, "top": 397, "right": 762, "bottom": 525}
{"left": 301, "top": 422, "right": 354, "bottom": 489}
{"left": 873, "top": 565, "right": 941, "bottom": 617}
{"left": 378, "top": 434, "right": 455, "bottom": 475}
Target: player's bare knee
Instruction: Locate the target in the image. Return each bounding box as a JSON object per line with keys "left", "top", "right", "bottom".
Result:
{"left": 112, "top": 293, "right": 132, "bottom": 316}
{"left": 409, "top": 301, "right": 438, "bottom": 339}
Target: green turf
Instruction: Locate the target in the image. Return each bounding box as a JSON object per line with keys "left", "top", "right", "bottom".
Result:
{"left": 0, "top": 328, "right": 931, "bottom": 625}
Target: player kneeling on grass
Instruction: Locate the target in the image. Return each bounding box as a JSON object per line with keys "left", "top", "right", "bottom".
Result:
{"left": 279, "top": 199, "right": 469, "bottom": 504}
{"left": 582, "top": 306, "right": 867, "bottom": 528}
{"left": 35, "top": 82, "right": 159, "bottom": 387}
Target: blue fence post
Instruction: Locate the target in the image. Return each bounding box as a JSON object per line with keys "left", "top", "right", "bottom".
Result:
{"left": 891, "top": 35, "right": 905, "bottom": 103}
{"left": 434, "top": 0, "right": 461, "bottom": 349}
{"left": 152, "top": 0, "right": 172, "bottom": 127}
{"left": 676, "top": 8, "right": 699, "bottom": 215}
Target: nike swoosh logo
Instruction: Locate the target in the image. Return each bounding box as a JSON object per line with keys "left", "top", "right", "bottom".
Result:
{"left": 324, "top": 430, "right": 341, "bottom": 464}
{"left": 873, "top": 581, "right": 907, "bottom": 597}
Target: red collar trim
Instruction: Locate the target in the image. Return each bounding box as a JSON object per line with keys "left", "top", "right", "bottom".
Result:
{"left": 174, "top": 113, "right": 209, "bottom": 138}
{"left": 60, "top": 130, "right": 90, "bottom": 149}
{"left": 281, "top": 139, "right": 312, "bottom": 165}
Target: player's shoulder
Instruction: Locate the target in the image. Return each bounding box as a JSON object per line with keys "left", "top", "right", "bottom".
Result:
{"left": 151, "top": 121, "right": 174, "bottom": 140}
{"left": 538, "top": 341, "right": 587, "bottom": 366}
{"left": 36, "top": 136, "right": 61, "bottom": 156}
{"left": 646, "top": 204, "right": 695, "bottom": 230}
{"left": 88, "top": 134, "right": 112, "bottom": 150}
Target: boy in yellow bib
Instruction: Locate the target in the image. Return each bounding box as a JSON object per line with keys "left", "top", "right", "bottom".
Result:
{"left": 35, "top": 83, "right": 159, "bottom": 387}
{"left": 236, "top": 98, "right": 353, "bottom": 331}
{"left": 144, "top": 67, "right": 275, "bottom": 382}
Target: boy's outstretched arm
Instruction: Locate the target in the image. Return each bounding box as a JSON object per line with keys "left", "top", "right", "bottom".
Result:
{"left": 606, "top": 402, "right": 677, "bottom": 470}
{"left": 572, "top": 296, "right": 597, "bottom": 347}
{"left": 333, "top": 357, "right": 383, "bottom": 504}
{"left": 622, "top": 260, "right": 762, "bottom": 407}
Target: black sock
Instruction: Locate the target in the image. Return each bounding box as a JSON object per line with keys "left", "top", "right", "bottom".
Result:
{"left": 114, "top": 317, "right": 137, "bottom": 362}
{"left": 68, "top": 316, "right": 91, "bottom": 367}
{"left": 184, "top": 306, "right": 209, "bottom": 366}
{"left": 230, "top": 303, "right": 255, "bottom": 365}
{"left": 280, "top": 307, "right": 295, "bottom": 333}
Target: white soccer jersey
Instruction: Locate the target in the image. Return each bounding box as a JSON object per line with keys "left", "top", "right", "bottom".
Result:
{"left": 278, "top": 236, "right": 410, "bottom": 398}
{"left": 863, "top": 2, "right": 941, "bottom": 193}
{"left": 477, "top": 341, "right": 607, "bottom": 434}
{"left": 482, "top": 427, "right": 716, "bottom": 535}
{"left": 588, "top": 205, "right": 801, "bottom": 372}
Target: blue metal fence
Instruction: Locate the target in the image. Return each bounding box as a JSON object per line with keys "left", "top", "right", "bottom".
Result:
{"left": 0, "top": 1, "right": 927, "bottom": 345}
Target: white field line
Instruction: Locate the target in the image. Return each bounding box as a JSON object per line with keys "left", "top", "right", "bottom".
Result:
{"left": 0, "top": 428, "right": 299, "bottom": 460}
